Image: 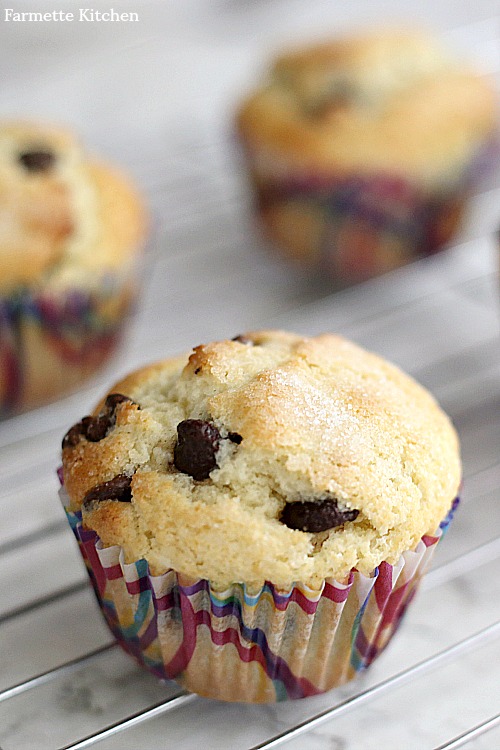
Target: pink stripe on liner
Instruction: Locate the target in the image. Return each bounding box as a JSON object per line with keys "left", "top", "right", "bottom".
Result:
{"left": 379, "top": 581, "right": 411, "bottom": 629}
{"left": 283, "top": 587, "right": 321, "bottom": 615}
{"left": 103, "top": 564, "right": 123, "bottom": 582}
{"left": 165, "top": 594, "right": 321, "bottom": 699}
{"left": 374, "top": 562, "right": 394, "bottom": 611}
{"left": 165, "top": 588, "right": 197, "bottom": 676}
{"left": 323, "top": 578, "right": 353, "bottom": 603}
{"left": 155, "top": 592, "right": 177, "bottom": 612}
{"left": 366, "top": 583, "right": 411, "bottom": 665}
{"left": 206, "top": 621, "right": 321, "bottom": 699}
{"left": 80, "top": 535, "right": 107, "bottom": 597}
{"left": 422, "top": 534, "right": 439, "bottom": 547}
{"left": 125, "top": 577, "right": 151, "bottom": 595}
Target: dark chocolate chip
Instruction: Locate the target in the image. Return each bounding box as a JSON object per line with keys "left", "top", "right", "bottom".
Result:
{"left": 62, "top": 424, "right": 85, "bottom": 449}
{"left": 280, "top": 498, "right": 359, "bottom": 533}
{"left": 83, "top": 474, "right": 133, "bottom": 505}
{"left": 85, "top": 414, "right": 109, "bottom": 442}
{"left": 104, "top": 393, "right": 132, "bottom": 413}
{"left": 81, "top": 416, "right": 94, "bottom": 430}
{"left": 231, "top": 335, "right": 253, "bottom": 345}
{"left": 61, "top": 394, "right": 134, "bottom": 448}
{"left": 86, "top": 395, "right": 134, "bottom": 441}
{"left": 61, "top": 416, "right": 93, "bottom": 449}
{"left": 194, "top": 367, "right": 202, "bottom": 375}
{"left": 228, "top": 432, "right": 243, "bottom": 444}
{"left": 174, "top": 419, "right": 221, "bottom": 480}
{"left": 18, "top": 150, "right": 55, "bottom": 172}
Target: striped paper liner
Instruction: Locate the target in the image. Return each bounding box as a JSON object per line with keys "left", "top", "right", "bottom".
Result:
{"left": 62, "top": 489, "right": 459, "bottom": 703}
{"left": 242, "top": 136, "right": 497, "bottom": 285}
{"left": 0, "top": 215, "right": 152, "bottom": 418}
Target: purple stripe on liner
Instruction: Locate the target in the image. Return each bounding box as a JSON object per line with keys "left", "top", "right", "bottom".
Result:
{"left": 354, "top": 623, "right": 375, "bottom": 663}
{"left": 164, "top": 587, "right": 197, "bottom": 677}
{"left": 138, "top": 614, "right": 159, "bottom": 651}
{"left": 176, "top": 579, "right": 208, "bottom": 596}
{"left": 78, "top": 526, "right": 98, "bottom": 544}
{"left": 208, "top": 600, "right": 247, "bottom": 619}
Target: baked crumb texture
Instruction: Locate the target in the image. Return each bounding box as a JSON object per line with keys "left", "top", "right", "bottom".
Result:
{"left": 63, "top": 330, "right": 461, "bottom": 588}
{"left": 0, "top": 121, "right": 147, "bottom": 415}
{"left": 236, "top": 28, "right": 498, "bottom": 281}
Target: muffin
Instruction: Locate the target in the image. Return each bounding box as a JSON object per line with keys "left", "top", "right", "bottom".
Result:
{"left": 0, "top": 121, "right": 147, "bottom": 417}
{"left": 237, "top": 29, "right": 497, "bottom": 284}
{"left": 60, "top": 330, "right": 461, "bottom": 702}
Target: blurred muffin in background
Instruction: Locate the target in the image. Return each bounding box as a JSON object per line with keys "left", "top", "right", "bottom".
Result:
{"left": 237, "top": 28, "right": 498, "bottom": 285}
{"left": 0, "top": 121, "right": 147, "bottom": 418}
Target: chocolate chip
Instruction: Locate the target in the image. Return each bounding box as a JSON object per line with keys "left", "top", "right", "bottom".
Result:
{"left": 280, "top": 498, "right": 359, "bottom": 532}
{"left": 61, "top": 416, "right": 93, "bottom": 449}
{"left": 62, "top": 424, "right": 85, "bottom": 449}
{"left": 61, "top": 394, "right": 134, "bottom": 449}
{"left": 84, "top": 393, "right": 128, "bottom": 443}
{"left": 104, "top": 393, "right": 132, "bottom": 412}
{"left": 228, "top": 432, "right": 243, "bottom": 444}
{"left": 231, "top": 335, "right": 253, "bottom": 345}
{"left": 174, "top": 419, "right": 221, "bottom": 480}
{"left": 18, "top": 150, "right": 55, "bottom": 172}
{"left": 85, "top": 415, "right": 109, "bottom": 442}
{"left": 83, "top": 474, "right": 132, "bottom": 506}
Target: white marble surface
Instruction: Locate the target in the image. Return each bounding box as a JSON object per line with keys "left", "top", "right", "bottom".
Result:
{"left": 0, "top": 2, "right": 500, "bottom": 749}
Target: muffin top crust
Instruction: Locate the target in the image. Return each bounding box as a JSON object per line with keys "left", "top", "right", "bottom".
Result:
{"left": 237, "top": 28, "right": 497, "bottom": 186}
{"left": 62, "top": 330, "right": 461, "bottom": 587}
{"left": 0, "top": 121, "right": 146, "bottom": 295}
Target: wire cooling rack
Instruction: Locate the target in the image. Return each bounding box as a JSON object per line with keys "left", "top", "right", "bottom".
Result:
{"left": 1, "top": 25, "right": 500, "bottom": 748}
{"left": 0, "top": 148, "right": 499, "bottom": 750}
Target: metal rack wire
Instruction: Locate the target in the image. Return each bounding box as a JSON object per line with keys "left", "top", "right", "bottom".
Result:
{"left": 1, "top": 249, "right": 499, "bottom": 749}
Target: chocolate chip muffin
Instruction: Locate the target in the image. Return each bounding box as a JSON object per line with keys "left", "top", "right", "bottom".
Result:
{"left": 237, "top": 28, "right": 497, "bottom": 284}
{"left": 61, "top": 330, "right": 461, "bottom": 701}
{"left": 0, "top": 121, "right": 147, "bottom": 417}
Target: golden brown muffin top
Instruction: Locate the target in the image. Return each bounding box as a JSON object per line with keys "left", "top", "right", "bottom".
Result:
{"left": 237, "top": 29, "right": 497, "bottom": 185}
{"left": 62, "top": 330, "right": 461, "bottom": 588}
{"left": 0, "top": 121, "right": 147, "bottom": 294}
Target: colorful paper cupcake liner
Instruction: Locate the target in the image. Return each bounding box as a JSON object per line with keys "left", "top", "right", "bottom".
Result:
{"left": 62, "top": 488, "right": 459, "bottom": 703}
{"left": 244, "top": 137, "right": 496, "bottom": 283}
{"left": 0, "top": 276, "right": 137, "bottom": 418}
